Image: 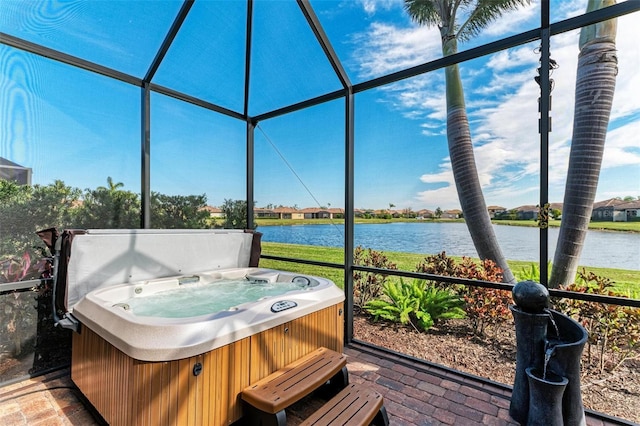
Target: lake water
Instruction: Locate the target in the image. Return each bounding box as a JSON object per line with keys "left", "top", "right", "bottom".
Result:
{"left": 259, "top": 222, "right": 640, "bottom": 271}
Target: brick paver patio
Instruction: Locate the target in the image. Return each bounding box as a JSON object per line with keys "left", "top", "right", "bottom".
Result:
{"left": 0, "top": 343, "right": 632, "bottom": 426}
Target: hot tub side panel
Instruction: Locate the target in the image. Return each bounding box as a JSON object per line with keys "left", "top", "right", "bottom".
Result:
{"left": 71, "top": 303, "right": 344, "bottom": 426}
{"left": 249, "top": 303, "right": 344, "bottom": 383}
{"left": 72, "top": 327, "right": 251, "bottom": 426}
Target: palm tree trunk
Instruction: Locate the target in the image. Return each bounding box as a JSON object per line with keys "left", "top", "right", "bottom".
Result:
{"left": 550, "top": 0, "right": 617, "bottom": 288}
{"left": 443, "top": 42, "right": 515, "bottom": 283}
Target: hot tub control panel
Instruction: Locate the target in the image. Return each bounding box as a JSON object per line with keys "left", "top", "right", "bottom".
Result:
{"left": 271, "top": 300, "right": 297, "bottom": 313}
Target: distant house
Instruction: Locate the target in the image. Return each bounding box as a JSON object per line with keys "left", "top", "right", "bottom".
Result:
{"left": 512, "top": 203, "right": 562, "bottom": 221}
{"left": 254, "top": 207, "right": 344, "bottom": 219}
{"left": 548, "top": 202, "right": 563, "bottom": 218}
{"left": 592, "top": 198, "right": 627, "bottom": 221}
{"left": 201, "top": 206, "right": 225, "bottom": 218}
{"left": 416, "top": 209, "right": 434, "bottom": 219}
{"left": 441, "top": 209, "right": 462, "bottom": 219}
{"left": 298, "top": 208, "right": 326, "bottom": 219}
{"left": 487, "top": 205, "right": 507, "bottom": 218}
{"left": 254, "top": 208, "right": 278, "bottom": 219}
{"left": 274, "top": 207, "right": 304, "bottom": 220}
{"left": 373, "top": 209, "right": 390, "bottom": 218}
{"left": 613, "top": 200, "right": 640, "bottom": 222}
{"left": 514, "top": 205, "right": 538, "bottom": 220}
{"left": 328, "top": 208, "right": 344, "bottom": 219}
{"left": 0, "top": 157, "right": 32, "bottom": 185}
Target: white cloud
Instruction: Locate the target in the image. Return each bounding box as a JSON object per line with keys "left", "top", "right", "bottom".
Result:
{"left": 350, "top": 4, "right": 640, "bottom": 209}
{"left": 415, "top": 185, "right": 461, "bottom": 208}
{"left": 556, "top": 0, "right": 589, "bottom": 20}
{"left": 485, "top": 46, "right": 539, "bottom": 72}
{"left": 480, "top": 1, "right": 538, "bottom": 37}
{"left": 353, "top": 23, "right": 441, "bottom": 78}
{"left": 419, "top": 167, "right": 452, "bottom": 184}
{"left": 355, "top": 0, "right": 403, "bottom": 15}
{"left": 603, "top": 121, "right": 640, "bottom": 167}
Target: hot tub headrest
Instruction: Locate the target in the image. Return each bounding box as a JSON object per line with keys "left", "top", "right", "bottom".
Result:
{"left": 38, "top": 229, "right": 262, "bottom": 313}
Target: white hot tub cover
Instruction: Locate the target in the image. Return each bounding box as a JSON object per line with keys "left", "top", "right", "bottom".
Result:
{"left": 37, "top": 228, "right": 262, "bottom": 316}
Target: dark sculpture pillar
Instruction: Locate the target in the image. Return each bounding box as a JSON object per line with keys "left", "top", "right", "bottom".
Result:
{"left": 509, "top": 306, "right": 549, "bottom": 424}
{"left": 510, "top": 281, "right": 587, "bottom": 426}
{"left": 546, "top": 312, "right": 587, "bottom": 426}
{"left": 526, "top": 367, "right": 568, "bottom": 426}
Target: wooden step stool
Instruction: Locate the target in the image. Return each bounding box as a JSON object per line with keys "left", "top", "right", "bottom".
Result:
{"left": 243, "top": 347, "right": 386, "bottom": 426}
{"left": 300, "top": 383, "right": 389, "bottom": 426}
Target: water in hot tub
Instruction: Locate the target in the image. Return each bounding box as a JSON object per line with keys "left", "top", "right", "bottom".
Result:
{"left": 123, "top": 279, "right": 309, "bottom": 318}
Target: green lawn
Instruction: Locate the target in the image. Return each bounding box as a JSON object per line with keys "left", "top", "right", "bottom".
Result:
{"left": 494, "top": 219, "right": 640, "bottom": 232}
{"left": 259, "top": 242, "right": 640, "bottom": 297}
{"left": 255, "top": 217, "right": 640, "bottom": 233}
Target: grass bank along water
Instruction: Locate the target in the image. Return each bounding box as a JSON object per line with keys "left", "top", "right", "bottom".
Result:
{"left": 260, "top": 223, "right": 638, "bottom": 270}
{"left": 255, "top": 217, "right": 640, "bottom": 232}
{"left": 259, "top": 242, "right": 639, "bottom": 297}
{"left": 257, "top": 220, "right": 639, "bottom": 289}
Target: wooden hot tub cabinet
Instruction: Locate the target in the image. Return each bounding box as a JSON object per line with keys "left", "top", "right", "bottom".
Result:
{"left": 71, "top": 303, "right": 344, "bottom": 426}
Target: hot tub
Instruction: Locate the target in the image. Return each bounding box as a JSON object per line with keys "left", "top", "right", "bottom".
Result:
{"left": 72, "top": 267, "right": 344, "bottom": 361}
{"left": 42, "top": 229, "right": 345, "bottom": 426}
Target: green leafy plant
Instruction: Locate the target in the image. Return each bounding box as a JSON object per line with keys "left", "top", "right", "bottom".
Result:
{"left": 364, "top": 278, "right": 465, "bottom": 332}
{"left": 516, "top": 262, "right": 553, "bottom": 282}
{"left": 415, "top": 252, "right": 511, "bottom": 336}
{"left": 517, "top": 262, "right": 540, "bottom": 281}
{"left": 365, "top": 280, "right": 418, "bottom": 326}
{"left": 414, "top": 280, "right": 467, "bottom": 325}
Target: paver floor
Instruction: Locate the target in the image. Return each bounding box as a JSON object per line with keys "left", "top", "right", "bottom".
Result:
{"left": 0, "top": 343, "right": 631, "bottom": 426}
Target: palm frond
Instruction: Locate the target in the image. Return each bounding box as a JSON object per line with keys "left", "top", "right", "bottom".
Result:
{"left": 458, "top": 0, "right": 531, "bottom": 42}
{"left": 404, "top": 0, "right": 442, "bottom": 26}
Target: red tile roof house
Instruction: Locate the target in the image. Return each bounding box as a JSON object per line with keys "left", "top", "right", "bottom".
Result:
{"left": 273, "top": 207, "right": 305, "bottom": 219}
{"left": 442, "top": 209, "right": 462, "bottom": 219}
{"left": 201, "top": 205, "right": 225, "bottom": 218}
{"left": 300, "top": 207, "right": 333, "bottom": 219}
{"left": 416, "top": 209, "right": 434, "bottom": 219}
{"left": 254, "top": 207, "right": 279, "bottom": 219}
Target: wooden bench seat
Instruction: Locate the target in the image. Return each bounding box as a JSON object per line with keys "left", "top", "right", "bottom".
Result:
{"left": 300, "top": 383, "right": 389, "bottom": 426}
{"left": 242, "top": 347, "right": 348, "bottom": 425}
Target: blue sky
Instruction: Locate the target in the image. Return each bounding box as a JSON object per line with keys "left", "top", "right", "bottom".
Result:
{"left": 1, "top": 0, "right": 638, "bottom": 211}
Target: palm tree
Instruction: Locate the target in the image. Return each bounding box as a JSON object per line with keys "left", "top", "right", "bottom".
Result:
{"left": 550, "top": 0, "right": 618, "bottom": 288}
{"left": 97, "top": 176, "right": 124, "bottom": 194}
{"left": 405, "top": 0, "right": 530, "bottom": 283}
{"left": 95, "top": 176, "right": 127, "bottom": 227}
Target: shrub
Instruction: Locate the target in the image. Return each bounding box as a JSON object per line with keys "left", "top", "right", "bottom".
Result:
{"left": 461, "top": 285, "right": 513, "bottom": 337}
{"left": 415, "top": 252, "right": 512, "bottom": 336}
{"left": 352, "top": 246, "right": 397, "bottom": 309}
{"left": 553, "top": 269, "right": 640, "bottom": 373}
{"left": 221, "top": 199, "right": 253, "bottom": 229}
{"left": 364, "top": 278, "right": 465, "bottom": 332}
{"left": 415, "top": 251, "right": 459, "bottom": 289}
{"left": 456, "top": 258, "right": 511, "bottom": 336}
